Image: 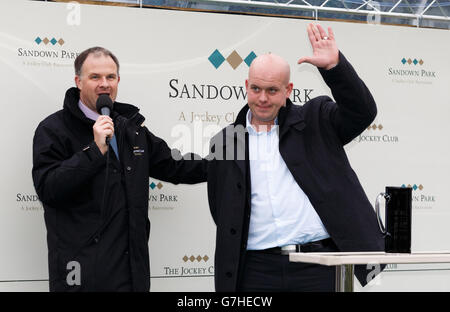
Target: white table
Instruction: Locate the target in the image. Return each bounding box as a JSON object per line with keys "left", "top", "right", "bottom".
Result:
{"left": 289, "top": 251, "right": 450, "bottom": 292}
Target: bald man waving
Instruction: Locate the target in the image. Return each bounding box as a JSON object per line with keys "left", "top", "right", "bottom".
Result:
{"left": 206, "top": 23, "right": 384, "bottom": 292}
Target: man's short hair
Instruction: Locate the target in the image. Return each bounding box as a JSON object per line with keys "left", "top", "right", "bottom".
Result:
{"left": 74, "top": 47, "right": 120, "bottom": 76}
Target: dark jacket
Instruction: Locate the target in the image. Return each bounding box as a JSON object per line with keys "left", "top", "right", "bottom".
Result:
{"left": 32, "top": 87, "right": 207, "bottom": 291}
{"left": 207, "top": 53, "right": 385, "bottom": 291}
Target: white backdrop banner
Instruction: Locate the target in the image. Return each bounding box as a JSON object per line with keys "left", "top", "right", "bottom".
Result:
{"left": 0, "top": 0, "right": 449, "bottom": 291}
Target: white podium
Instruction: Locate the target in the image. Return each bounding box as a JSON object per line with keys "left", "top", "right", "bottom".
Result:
{"left": 289, "top": 251, "right": 450, "bottom": 292}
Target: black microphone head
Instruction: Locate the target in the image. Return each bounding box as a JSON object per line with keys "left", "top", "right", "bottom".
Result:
{"left": 95, "top": 94, "right": 113, "bottom": 116}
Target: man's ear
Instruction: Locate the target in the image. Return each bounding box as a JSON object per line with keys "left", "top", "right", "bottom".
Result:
{"left": 285, "top": 82, "right": 294, "bottom": 98}
{"left": 74, "top": 75, "right": 81, "bottom": 89}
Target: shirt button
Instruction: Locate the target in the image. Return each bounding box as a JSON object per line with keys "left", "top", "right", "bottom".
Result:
{"left": 93, "top": 237, "right": 99, "bottom": 244}
{"left": 126, "top": 166, "right": 132, "bottom": 172}
{"left": 236, "top": 182, "right": 242, "bottom": 189}
{"left": 226, "top": 272, "right": 232, "bottom": 278}
{"left": 125, "top": 250, "right": 129, "bottom": 255}
{"left": 230, "top": 228, "right": 236, "bottom": 235}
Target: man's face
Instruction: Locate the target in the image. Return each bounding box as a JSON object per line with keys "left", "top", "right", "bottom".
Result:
{"left": 75, "top": 53, "right": 120, "bottom": 112}
{"left": 245, "top": 57, "right": 293, "bottom": 128}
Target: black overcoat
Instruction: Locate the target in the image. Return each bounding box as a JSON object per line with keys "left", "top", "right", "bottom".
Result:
{"left": 207, "top": 53, "right": 385, "bottom": 291}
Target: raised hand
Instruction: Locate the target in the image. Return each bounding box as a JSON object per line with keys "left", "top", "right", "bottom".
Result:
{"left": 297, "top": 23, "right": 339, "bottom": 70}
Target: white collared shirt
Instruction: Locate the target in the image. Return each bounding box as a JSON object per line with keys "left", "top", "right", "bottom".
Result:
{"left": 246, "top": 109, "right": 329, "bottom": 250}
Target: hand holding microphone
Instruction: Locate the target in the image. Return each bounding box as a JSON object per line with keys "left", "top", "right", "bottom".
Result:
{"left": 93, "top": 94, "right": 114, "bottom": 155}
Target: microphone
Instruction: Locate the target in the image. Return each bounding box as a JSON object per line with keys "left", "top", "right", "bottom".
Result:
{"left": 95, "top": 94, "right": 114, "bottom": 145}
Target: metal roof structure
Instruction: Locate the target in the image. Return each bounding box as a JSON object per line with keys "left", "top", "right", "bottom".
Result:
{"left": 40, "top": 0, "right": 450, "bottom": 28}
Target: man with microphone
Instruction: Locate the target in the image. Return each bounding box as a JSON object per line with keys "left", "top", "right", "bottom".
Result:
{"left": 32, "top": 47, "right": 207, "bottom": 292}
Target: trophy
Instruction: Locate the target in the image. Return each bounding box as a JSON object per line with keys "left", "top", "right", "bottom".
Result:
{"left": 375, "top": 186, "right": 412, "bottom": 253}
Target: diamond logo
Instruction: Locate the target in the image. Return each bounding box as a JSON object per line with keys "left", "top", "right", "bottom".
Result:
{"left": 402, "top": 184, "right": 424, "bottom": 191}
{"left": 226, "top": 50, "right": 243, "bottom": 70}
{"left": 208, "top": 49, "right": 225, "bottom": 69}
{"left": 209, "top": 49, "right": 257, "bottom": 70}
{"left": 244, "top": 51, "right": 257, "bottom": 67}
{"left": 34, "top": 36, "right": 65, "bottom": 45}
{"left": 402, "top": 58, "right": 424, "bottom": 66}
{"left": 150, "top": 181, "right": 163, "bottom": 190}
{"left": 367, "top": 124, "right": 383, "bottom": 131}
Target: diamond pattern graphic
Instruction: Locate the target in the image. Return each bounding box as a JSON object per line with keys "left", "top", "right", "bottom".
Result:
{"left": 149, "top": 181, "right": 163, "bottom": 190}
{"left": 209, "top": 49, "right": 257, "bottom": 70}
{"left": 208, "top": 49, "right": 225, "bottom": 69}
{"left": 183, "top": 255, "right": 210, "bottom": 262}
{"left": 402, "top": 184, "right": 424, "bottom": 191}
{"left": 402, "top": 58, "right": 424, "bottom": 66}
{"left": 35, "top": 36, "right": 65, "bottom": 45}
{"left": 244, "top": 51, "right": 257, "bottom": 67}
{"left": 367, "top": 124, "right": 383, "bottom": 131}
{"left": 226, "top": 50, "right": 243, "bottom": 70}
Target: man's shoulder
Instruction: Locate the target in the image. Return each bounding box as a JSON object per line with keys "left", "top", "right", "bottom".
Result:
{"left": 301, "top": 95, "right": 334, "bottom": 109}
{"left": 35, "top": 109, "right": 66, "bottom": 134}
{"left": 295, "top": 95, "right": 335, "bottom": 119}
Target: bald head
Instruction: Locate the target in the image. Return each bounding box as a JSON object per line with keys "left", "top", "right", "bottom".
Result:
{"left": 245, "top": 53, "right": 294, "bottom": 130}
{"left": 248, "top": 53, "right": 291, "bottom": 85}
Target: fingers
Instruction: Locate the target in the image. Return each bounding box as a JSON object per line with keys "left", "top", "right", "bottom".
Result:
{"left": 328, "top": 27, "right": 335, "bottom": 40}
{"left": 297, "top": 56, "right": 312, "bottom": 65}
{"left": 309, "top": 23, "right": 321, "bottom": 42}
{"left": 316, "top": 24, "right": 328, "bottom": 40}
{"left": 93, "top": 116, "right": 114, "bottom": 154}
{"left": 307, "top": 23, "right": 334, "bottom": 41}
{"left": 306, "top": 24, "right": 317, "bottom": 46}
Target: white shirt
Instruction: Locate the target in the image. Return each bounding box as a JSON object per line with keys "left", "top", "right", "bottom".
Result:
{"left": 246, "top": 110, "right": 329, "bottom": 250}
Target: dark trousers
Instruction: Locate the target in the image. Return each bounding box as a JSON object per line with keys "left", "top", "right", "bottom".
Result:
{"left": 238, "top": 241, "right": 338, "bottom": 292}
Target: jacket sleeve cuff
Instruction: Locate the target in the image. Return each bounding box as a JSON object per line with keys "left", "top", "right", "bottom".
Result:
{"left": 82, "top": 141, "right": 105, "bottom": 163}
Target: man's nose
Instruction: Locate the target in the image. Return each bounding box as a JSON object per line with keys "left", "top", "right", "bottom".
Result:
{"left": 99, "top": 77, "right": 109, "bottom": 88}
{"left": 259, "top": 90, "right": 268, "bottom": 102}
